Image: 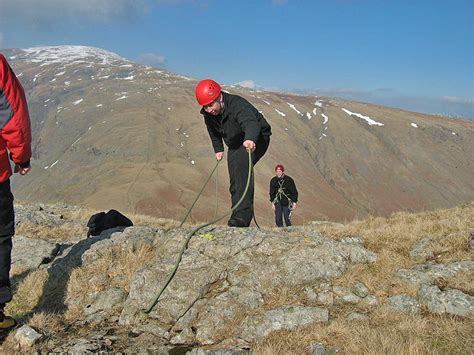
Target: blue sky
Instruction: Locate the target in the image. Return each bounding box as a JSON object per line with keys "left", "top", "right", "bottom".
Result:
{"left": 0, "top": 0, "right": 473, "bottom": 118}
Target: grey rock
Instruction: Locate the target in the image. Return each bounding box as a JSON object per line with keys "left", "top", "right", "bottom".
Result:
{"left": 317, "top": 291, "right": 334, "bottom": 306}
{"left": 84, "top": 310, "right": 108, "bottom": 324}
{"left": 304, "top": 286, "right": 318, "bottom": 302}
{"left": 319, "top": 282, "right": 332, "bottom": 291}
{"left": 14, "top": 204, "right": 84, "bottom": 239}
{"left": 135, "top": 323, "right": 170, "bottom": 340}
{"left": 84, "top": 287, "right": 126, "bottom": 315}
{"left": 361, "top": 294, "right": 379, "bottom": 307}
{"left": 194, "top": 287, "right": 263, "bottom": 345}
{"left": 15, "top": 205, "right": 65, "bottom": 227}
{"left": 397, "top": 261, "right": 474, "bottom": 286}
{"left": 332, "top": 285, "right": 346, "bottom": 297}
{"left": 14, "top": 325, "right": 43, "bottom": 347}
{"left": 238, "top": 306, "right": 328, "bottom": 342}
{"left": 22, "top": 221, "right": 379, "bottom": 347}
{"left": 170, "top": 327, "right": 196, "bottom": 345}
{"left": 12, "top": 236, "right": 60, "bottom": 270}
{"left": 414, "top": 261, "right": 474, "bottom": 279}
{"left": 396, "top": 269, "right": 435, "bottom": 285}
{"left": 386, "top": 295, "right": 421, "bottom": 314}
{"left": 351, "top": 281, "right": 369, "bottom": 298}
{"left": 170, "top": 301, "right": 202, "bottom": 340}
{"left": 120, "top": 227, "right": 376, "bottom": 337}
{"left": 334, "top": 242, "right": 377, "bottom": 264}
{"left": 340, "top": 293, "right": 361, "bottom": 304}
{"left": 305, "top": 230, "right": 323, "bottom": 241}
{"left": 418, "top": 285, "right": 474, "bottom": 317}
{"left": 340, "top": 236, "right": 362, "bottom": 244}
{"left": 409, "top": 238, "right": 434, "bottom": 262}
{"left": 307, "top": 342, "right": 328, "bottom": 355}
{"left": 68, "top": 338, "right": 100, "bottom": 353}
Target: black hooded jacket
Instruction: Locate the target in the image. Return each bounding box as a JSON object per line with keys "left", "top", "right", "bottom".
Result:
{"left": 201, "top": 92, "right": 272, "bottom": 152}
{"left": 269, "top": 174, "right": 298, "bottom": 206}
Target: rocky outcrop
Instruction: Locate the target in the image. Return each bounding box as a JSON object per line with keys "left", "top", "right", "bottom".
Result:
{"left": 396, "top": 261, "right": 474, "bottom": 317}
{"left": 6, "top": 204, "right": 473, "bottom": 352}
{"left": 114, "top": 226, "right": 376, "bottom": 345}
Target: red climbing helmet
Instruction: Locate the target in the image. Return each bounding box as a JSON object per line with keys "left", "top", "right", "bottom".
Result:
{"left": 275, "top": 164, "right": 285, "bottom": 172}
{"left": 195, "top": 79, "right": 222, "bottom": 106}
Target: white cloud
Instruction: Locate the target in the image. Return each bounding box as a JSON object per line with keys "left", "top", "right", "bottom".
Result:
{"left": 0, "top": 0, "right": 149, "bottom": 28}
{"left": 136, "top": 53, "right": 167, "bottom": 67}
{"left": 442, "top": 96, "right": 474, "bottom": 104}
{"left": 234, "top": 80, "right": 257, "bottom": 89}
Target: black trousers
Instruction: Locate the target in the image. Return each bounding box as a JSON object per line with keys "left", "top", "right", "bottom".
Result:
{"left": 274, "top": 203, "right": 292, "bottom": 227}
{"left": 0, "top": 179, "right": 14, "bottom": 309}
{"left": 227, "top": 136, "right": 270, "bottom": 226}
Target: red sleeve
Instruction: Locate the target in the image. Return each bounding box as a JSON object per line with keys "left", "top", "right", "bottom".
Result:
{"left": 0, "top": 54, "right": 32, "bottom": 165}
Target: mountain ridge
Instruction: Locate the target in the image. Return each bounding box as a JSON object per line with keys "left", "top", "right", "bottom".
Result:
{"left": 3, "top": 45, "right": 473, "bottom": 225}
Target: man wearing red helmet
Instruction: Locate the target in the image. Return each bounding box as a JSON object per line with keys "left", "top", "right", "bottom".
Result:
{"left": 269, "top": 164, "right": 298, "bottom": 227}
{"left": 0, "top": 54, "right": 32, "bottom": 331}
{"left": 196, "top": 79, "right": 271, "bottom": 227}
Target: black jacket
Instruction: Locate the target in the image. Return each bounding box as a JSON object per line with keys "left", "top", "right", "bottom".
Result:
{"left": 201, "top": 92, "right": 272, "bottom": 152}
{"left": 269, "top": 175, "right": 298, "bottom": 206}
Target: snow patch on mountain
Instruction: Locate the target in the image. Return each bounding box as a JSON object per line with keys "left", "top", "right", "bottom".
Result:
{"left": 19, "top": 46, "right": 129, "bottom": 66}
{"left": 322, "top": 114, "right": 328, "bottom": 124}
{"left": 342, "top": 108, "right": 384, "bottom": 126}
{"left": 275, "top": 109, "right": 286, "bottom": 117}
{"left": 287, "top": 103, "right": 304, "bottom": 116}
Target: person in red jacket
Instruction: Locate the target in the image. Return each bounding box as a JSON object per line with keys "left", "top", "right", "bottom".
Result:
{"left": 0, "top": 54, "right": 32, "bottom": 331}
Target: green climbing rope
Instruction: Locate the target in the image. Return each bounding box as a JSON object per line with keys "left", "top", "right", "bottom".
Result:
{"left": 143, "top": 149, "right": 253, "bottom": 314}
{"left": 179, "top": 159, "right": 221, "bottom": 227}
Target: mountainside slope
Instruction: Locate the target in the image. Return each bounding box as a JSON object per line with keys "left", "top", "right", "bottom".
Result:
{"left": 3, "top": 46, "right": 474, "bottom": 224}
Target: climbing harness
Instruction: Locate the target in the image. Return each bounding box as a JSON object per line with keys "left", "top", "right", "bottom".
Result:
{"left": 274, "top": 178, "right": 294, "bottom": 208}
{"left": 144, "top": 149, "right": 254, "bottom": 314}
{"left": 273, "top": 178, "right": 294, "bottom": 222}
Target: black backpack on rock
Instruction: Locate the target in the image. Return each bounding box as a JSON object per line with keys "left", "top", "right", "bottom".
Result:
{"left": 86, "top": 209, "right": 133, "bottom": 237}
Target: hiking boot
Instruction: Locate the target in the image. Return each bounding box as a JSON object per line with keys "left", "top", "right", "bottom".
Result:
{"left": 227, "top": 217, "right": 249, "bottom": 227}
{"left": 0, "top": 311, "right": 16, "bottom": 331}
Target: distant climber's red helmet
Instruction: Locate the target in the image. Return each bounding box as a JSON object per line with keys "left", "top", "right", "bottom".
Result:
{"left": 195, "top": 79, "right": 222, "bottom": 106}
{"left": 275, "top": 164, "right": 285, "bottom": 172}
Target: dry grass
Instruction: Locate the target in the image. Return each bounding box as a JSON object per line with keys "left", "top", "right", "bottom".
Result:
{"left": 254, "top": 308, "right": 473, "bottom": 354}
{"left": 5, "top": 269, "right": 48, "bottom": 317}
{"left": 27, "top": 312, "right": 65, "bottom": 336}
{"left": 318, "top": 203, "right": 474, "bottom": 298}
{"left": 128, "top": 213, "right": 180, "bottom": 229}
{"left": 65, "top": 242, "right": 157, "bottom": 320}
{"left": 16, "top": 223, "right": 88, "bottom": 241}
{"left": 262, "top": 285, "right": 307, "bottom": 310}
